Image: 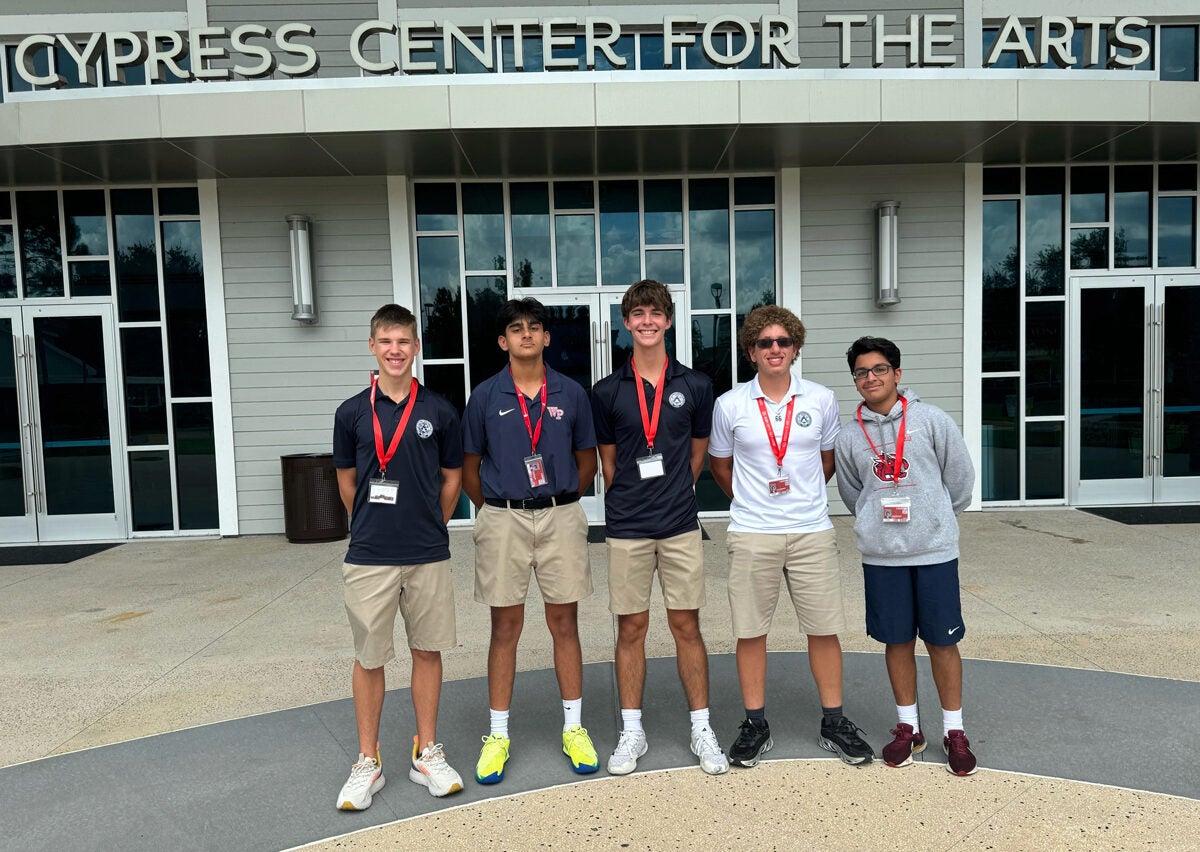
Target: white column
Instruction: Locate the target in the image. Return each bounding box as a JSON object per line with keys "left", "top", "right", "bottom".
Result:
{"left": 962, "top": 162, "right": 984, "bottom": 511}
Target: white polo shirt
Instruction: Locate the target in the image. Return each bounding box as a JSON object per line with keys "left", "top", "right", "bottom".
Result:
{"left": 710, "top": 373, "right": 840, "bottom": 534}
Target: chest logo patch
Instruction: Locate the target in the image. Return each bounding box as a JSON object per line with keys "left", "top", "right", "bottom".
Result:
{"left": 668, "top": 392, "right": 686, "bottom": 408}
{"left": 546, "top": 405, "right": 564, "bottom": 420}
{"left": 415, "top": 419, "right": 434, "bottom": 439}
{"left": 796, "top": 411, "right": 812, "bottom": 428}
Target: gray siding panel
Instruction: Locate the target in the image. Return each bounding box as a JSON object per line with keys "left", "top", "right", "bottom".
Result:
{"left": 218, "top": 176, "right": 391, "bottom": 535}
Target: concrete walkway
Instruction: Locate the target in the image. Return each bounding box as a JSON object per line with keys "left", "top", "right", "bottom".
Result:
{"left": 1, "top": 510, "right": 1198, "bottom": 850}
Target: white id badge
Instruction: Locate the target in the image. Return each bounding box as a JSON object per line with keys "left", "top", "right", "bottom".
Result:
{"left": 524, "top": 454, "right": 548, "bottom": 488}
{"left": 880, "top": 496, "right": 911, "bottom": 523}
{"left": 368, "top": 478, "right": 399, "bottom": 505}
{"left": 637, "top": 452, "right": 665, "bottom": 480}
{"left": 767, "top": 476, "right": 790, "bottom": 496}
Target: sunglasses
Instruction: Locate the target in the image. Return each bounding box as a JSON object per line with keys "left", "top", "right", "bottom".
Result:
{"left": 753, "top": 336, "right": 795, "bottom": 350}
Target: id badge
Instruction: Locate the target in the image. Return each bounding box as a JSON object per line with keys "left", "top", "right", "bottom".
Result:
{"left": 767, "top": 476, "right": 790, "bottom": 496}
{"left": 368, "top": 478, "right": 399, "bottom": 505}
{"left": 881, "top": 495, "right": 911, "bottom": 523}
{"left": 524, "top": 454, "right": 548, "bottom": 488}
{"left": 637, "top": 452, "right": 665, "bottom": 480}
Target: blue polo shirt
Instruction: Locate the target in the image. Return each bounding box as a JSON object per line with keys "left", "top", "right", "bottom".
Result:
{"left": 591, "top": 358, "right": 713, "bottom": 540}
{"left": 332, "top": 381, "right": 463, "bottom": 566}
{"left": 463, "top": 365, "right": 596, "bottom": 500}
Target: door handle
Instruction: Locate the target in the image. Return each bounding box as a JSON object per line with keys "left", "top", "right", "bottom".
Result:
{"left": 24, "top": 334, "right": 43, "bottom": 514}
{"left": 602, "top": 320, "right": 611, "bottom": 374}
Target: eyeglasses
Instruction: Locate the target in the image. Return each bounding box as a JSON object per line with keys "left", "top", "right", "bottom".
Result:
{"left": 754, "top": 336, "right": 795, "bottom": 350}
{"left": 852, "top": 364, "right": 894, "bottom": 381}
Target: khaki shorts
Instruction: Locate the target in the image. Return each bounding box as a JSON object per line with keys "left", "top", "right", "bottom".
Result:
{"left": 607, "top": 529, "right": 705, "bottom": 614}
{"left": 726, "top": 529, "right": 847, "bottom": 639}
{"left": 342, "top": 560, "right": 457, "bottom": 668}
{"left": 473, "top": 502, "right": 593, "bottom": 607}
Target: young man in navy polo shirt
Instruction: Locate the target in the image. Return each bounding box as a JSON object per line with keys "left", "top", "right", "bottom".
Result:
{"left": 331, "top": 303, "right": 465, "bottom": 810}
{"left": 591, "top": 279, "right": 728, "bottom": 777}
{"left": 462, "top": 298, "right": 600, "bottom": 784}
{"left": 709, "top": 306, "right": 874, "bottom": 769}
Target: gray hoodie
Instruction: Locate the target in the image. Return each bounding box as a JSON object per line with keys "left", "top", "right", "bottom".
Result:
{"left": 834, "top": 389, "right": 974, "bottom": 567}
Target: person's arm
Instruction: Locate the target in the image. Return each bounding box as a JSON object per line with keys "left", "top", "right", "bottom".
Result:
{"left": 690, "top": 436, "right": 709, "bottom": 483}
{"left": 709, "top": 454, "right": 734, "bottom": 499}
{"left": 821, "top": 449, "right": 836, "bottom": 484}
{"left": 598, "top": 443, "right": 617, "bottom": 489}
{"left": 574, "top": 447, "right": 598, "bottom": 496}
{"left": 833, "top": 438, "right": 863, "bottom": 515}
{"left": 439, "top": 466, "right": 462, "bottom": 524}
{"left": 462, "top": 453, "right": 484, "bottom": 509}
{"left": 336, "top": 468, "right": 356, "bottom": 516}
{"left": 934, "top": 411, "right": 976, "bottom": 514}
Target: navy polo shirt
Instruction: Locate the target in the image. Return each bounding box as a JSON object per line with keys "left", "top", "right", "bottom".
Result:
{"left": 332, "top": 381, "right": 463, "bottom": 566}
{"left": 463, "top": 365, "right": 596, "bottom": 500}
{"left": 591, "top": 358, "right": 713, "bottom": 539}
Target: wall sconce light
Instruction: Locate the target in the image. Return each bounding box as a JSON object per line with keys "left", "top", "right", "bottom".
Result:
{"left": 874, "top": 201, "right": 901, "bottom": 308}
{"left": 287, "top": 215, "right": 318, "bottom": 324}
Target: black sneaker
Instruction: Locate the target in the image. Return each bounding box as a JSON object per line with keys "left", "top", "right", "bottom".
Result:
{"left": 728, "top": 719, "right": 773, "bottom": 768}
{"left": 818, "top": 716, "right": 874, "bottom": 765}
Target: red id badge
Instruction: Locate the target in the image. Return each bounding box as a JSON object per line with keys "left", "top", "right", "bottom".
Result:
{"left": 880, "top": 496, "right": 911, "bottom": 522}
{"left": 524, "top": 454, "right": 548, "bottom": 488}
{"left": 767, "top": 476, "right": 790, "bottom": 496}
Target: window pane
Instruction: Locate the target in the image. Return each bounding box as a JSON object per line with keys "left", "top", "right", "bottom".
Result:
{"left": 1070, "top": 166, "right": 1108, "bottom": 223}
{"left": 501, "top": 37, "right": 544, "bottom": 72}
{"left": 69, "top": 260, "right": 111, "bottom": 297}
{"left": 542, "top": 303, "right": 594, "bottom": 391}
{"left": 735, "top": 209, "right": 775, "bottom": 318}
{"left": 644, "top": 180, "right": 683, "bottom": 244}
{"left": 121, "top": 327, "right": 168, "bottom": 445}
{"left": 510, "top": 183, "right": 551, "bottom": 288}
{"left": 639, "top": 34, "right": 683, "bottom": 70}
{"left": 554, "top": 181, "right": 593, "bottom": 210}
{"left": 129, "top": 451, "right": 173, "bottom": 531}
{"left": 64, "top": 190, "right": 108, "bottom": 256}
{"left": 1113, "top": 25, "right": 1151, "bottom": 71}
{"left": 415, "top": 184, "right": 457, "bottom": 231}
{"left": 0, "top": 316, "right": 22, "bottom": 516}
{"left": 1070, "top": 227, "right": 1109, "bottom": 269}
{"left": 1159, "top": 164, "right": 1197, "bottom": 192}
{"left": 983, "top": 167, "right": 1019, "bottom": 195}
{"left": 157, "top": 187, "right": 199, "bottom": 216}
{"left": 1025, "top": 168, "right": 1064, "bottom": 296}
{"left": 0, "top": 193, "right": 9, "bottom": 219}
{"left": 453, "top": 37, "right": 489, "bottom": 74}
{"left": 172, "top": 402, "right": 218, "bottom": 530}
{"left": 735, "top": 176, "right": 775, "bottom": 206}
{"left": 416, "top": 236, "right": 462, "bottom": 358}
{"left": 594, "top": 34, "right": 635, "bottom": 70}
{"left": 1158, "top": 197, "right": 1196, "bottom": 268}
{"left": 16, "top": 191, "right": 63, "bottom": 298}
{"left": 554, "top": 214, "right": 596, "bottom": 286}
{"left": 162, "top": 221, "right": 210, "bottom": 397}
{"left": 645, "top": 249, "right": 683, "bottom": 285}
{"left": 1114, "top": 166, "right": 1151, "bottom": 268}
{"left": 1026, "top": 422, "right": 1064, "bottom": 499}
{"left": 981, "top": 377, "right": 1019, "bottom": 501}
{"left": 0, "top": 225, "right": 14, "bottom": 298}
{"left": 465, "top": 276, "right": 508, "bottom": 389}
{"left": 423, "top": 363, "right": 465, "bottom": 415}
{"left": 599, "top": 180, "right": 640, "bottom": 287}
{"left": 982, "top": 199, "right": 1019, "bottom": 371}
{"left": 689, "top": 179, "right": 730, "bottom": 309}
{"left": 692, "top": 313, "right": 732, "bottom": 397}
{"left": 462, "top": 184, "right": 505, "bottom": 271}
{"left": 1026, "top": 302, "right": 1064, "bottom": 416}
{"left": 1079, "top": 287, "right": 1145, "bottom": 481}
{"left": 1160, "top": 26, "right": 1198, "bottom": 82}
{"left": 112, "top": 189, "right": 159, "bottom": 322}
{"left": 1162, "top": 286, "right": 1200, "bottom": 478}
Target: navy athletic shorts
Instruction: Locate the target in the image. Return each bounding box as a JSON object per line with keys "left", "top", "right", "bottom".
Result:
{"left": 862, "top": 558, "right": 965, "bottom": 646}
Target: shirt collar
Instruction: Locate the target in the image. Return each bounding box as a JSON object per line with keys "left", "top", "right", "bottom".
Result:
{"left": 620, "top": 355, "right": 684, "bottom": 381}
{"left": 749, "top": 372, "right": 802, "bottom": 402}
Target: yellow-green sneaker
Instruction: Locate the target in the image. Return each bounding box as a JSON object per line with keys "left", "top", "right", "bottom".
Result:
{"left": 562, "top": 725, "right": 599, "bottom": 774}
{"left": 475, "top": 734, "right": 510, "bottom": 784}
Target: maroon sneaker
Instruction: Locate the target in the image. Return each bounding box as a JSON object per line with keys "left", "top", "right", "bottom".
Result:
{"left": 882, "top": 723, "right": 926, "bottom": 767}
{"left": 943, "top": 730, "right": 978, "bottom": 776}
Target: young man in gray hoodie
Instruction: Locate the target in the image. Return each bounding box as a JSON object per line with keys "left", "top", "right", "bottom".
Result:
{"left": 833, "top": 336, "right": 978, "bottom": 776}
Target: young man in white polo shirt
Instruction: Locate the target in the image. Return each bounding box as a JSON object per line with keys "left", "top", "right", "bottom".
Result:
{"left": 709, "top": 306, "right": 874, "bottom": 768}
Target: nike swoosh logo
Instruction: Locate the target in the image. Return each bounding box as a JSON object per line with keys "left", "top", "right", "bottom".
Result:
{"left": 499, "top": 408, "right": 515, "bottom": 416}
{"left": 948, "top": 626, "right": 962, "bottom": 635}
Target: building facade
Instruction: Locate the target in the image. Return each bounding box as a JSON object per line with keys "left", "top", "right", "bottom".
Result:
{"left": 1, "top": 0, "right": 1197, "bottom": 542}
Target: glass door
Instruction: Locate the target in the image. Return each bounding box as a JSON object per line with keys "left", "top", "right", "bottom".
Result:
{"left": 1156, "top": 274, "right": 1200, "bottom": 502}
{"left": 0, "top": 307, "right": 37, "bottom": 541}
{"left": 7, "top": 305, "right": 126, "bottom": 541}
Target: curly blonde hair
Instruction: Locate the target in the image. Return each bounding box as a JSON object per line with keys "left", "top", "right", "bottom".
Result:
{"left": 737, "top": 305, "right": 806, "bottom": 361}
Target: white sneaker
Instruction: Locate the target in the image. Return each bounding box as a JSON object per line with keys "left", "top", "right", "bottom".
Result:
{"left": 690, "top": 724, "right": 730, "bottom": 775}
{"left": 607, "top": 729, "right": 648, "bottom": 775}
{"left": 336, "top": 751, "right": 385, "bottom": 810}
{"left": 408, "top": 737, "right": 464, "bottom": 797}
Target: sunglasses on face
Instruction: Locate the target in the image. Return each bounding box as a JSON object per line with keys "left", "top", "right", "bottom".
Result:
{"left": 754, "top": 336, "right": 795, "bottom": 350}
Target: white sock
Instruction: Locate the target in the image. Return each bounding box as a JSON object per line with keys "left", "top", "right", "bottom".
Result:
{"left": 943, "top": 707, "right": 963, "bottom": 737}
{"left": 562, "top": 697, "right": 582, "bottom": 731}
{"left": 489, "top": 707, "right": 510, "bottom": 738}
{"left": 897, "top": 703, "right": 920, "bottom": 733}
{"left": 689, "top": 707, "right": 710, "bottom": 733}
{"left": 620, "top": 708, "right": 643, "bottom": 734}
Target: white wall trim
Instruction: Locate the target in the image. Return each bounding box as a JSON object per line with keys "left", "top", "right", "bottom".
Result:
{"left": 186, "top": 0, "right": 208, "bottom": 28}
{"left": 962, "top": 162, "right": 983, "bottom": 511}
{"left": 780, "top": 168, "right": 802, "bottom": 316}
{"left": 963, "top": 0, "right": 983, "bottom": 68}
{"left": 982, "top": 1, "right": 1200, "bottom": 18}
{"left": 198, "top": 178, "right": 239, "bottom": 536}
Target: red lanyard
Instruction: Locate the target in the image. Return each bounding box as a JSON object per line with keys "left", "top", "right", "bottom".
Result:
{"left": 756, "top": 396, "right": 795, "bottom": 473}
{"left": 511, "top": 366, "right": 548, "bottom": 454}
{"left": 632, "top": 356, "right": 669, "bottom": 451}
{"left": 370, "top": 374, "right": 418, "bottom": 476}
{"left": 856, "top": 396, "right": 907, "bottom": 484}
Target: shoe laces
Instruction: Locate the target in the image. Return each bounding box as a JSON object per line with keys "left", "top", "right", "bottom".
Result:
{"left": 946, "top": 731, "right": 971, "bottom": 754}
{"left": 612, "top": 729, "right": 644, "bottom": 759}
{"left": 418, "top": 743, "right": 449, "bottom": 769}
{"left": 831, "top": 717, "right": 869, "bottom": 748}
{"left": 345, "top": 756, "right": 379, "bottom": 790}
{"left": 889, "top": 725, "right": 914, "bottom": 742}
{"left": 733, "top": 719, "right": 764, "bottom": 749}
{"left": 693, "top": 724, "right": 721, "bottom": 757}
{"left": 564, "top": 727, "right": 590, "bottom": 748}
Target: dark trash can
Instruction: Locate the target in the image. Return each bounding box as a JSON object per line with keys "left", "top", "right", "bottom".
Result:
{"left": 281, "top": 453, "right": 348, "bottom": 543}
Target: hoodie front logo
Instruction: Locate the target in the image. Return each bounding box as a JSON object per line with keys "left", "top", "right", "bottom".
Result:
{"left": 872, "top": 452, "right": 910, "bottom": 484}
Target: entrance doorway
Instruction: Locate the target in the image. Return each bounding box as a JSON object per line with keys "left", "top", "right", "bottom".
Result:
{"left": 0, "top": 304, "right": 126, "bottom": 541}
{"left": 1069, "top": 274, "right": 1200, "bottom": 504}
